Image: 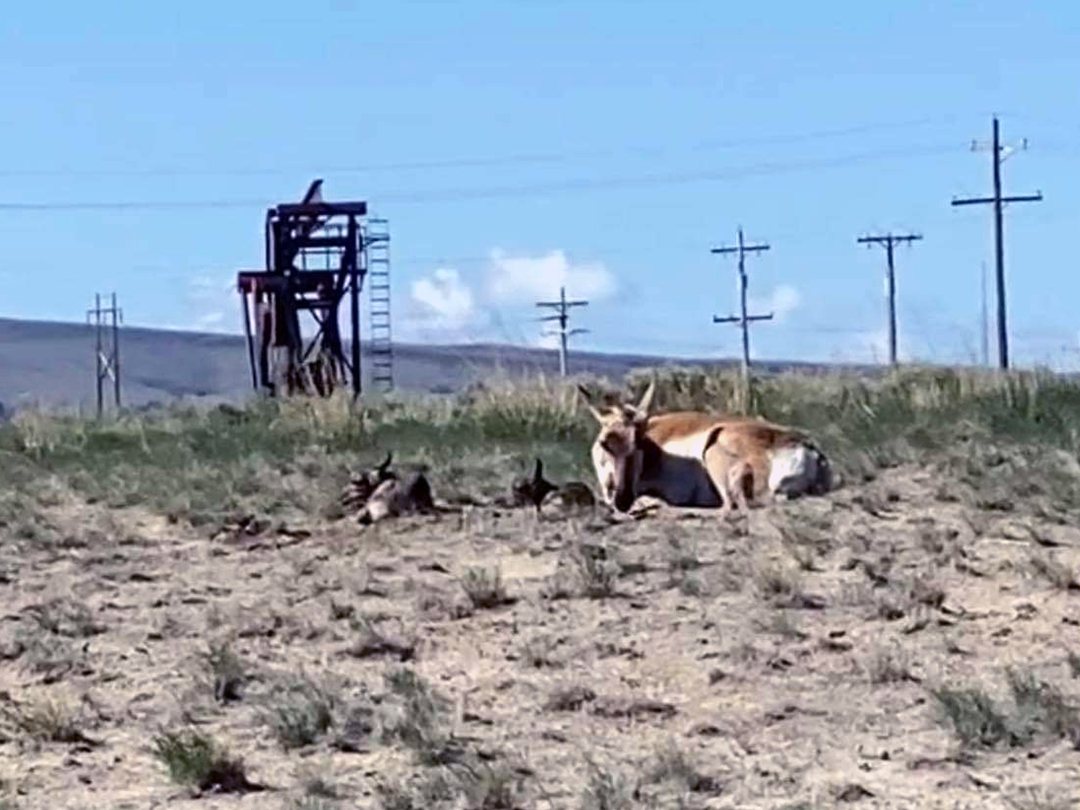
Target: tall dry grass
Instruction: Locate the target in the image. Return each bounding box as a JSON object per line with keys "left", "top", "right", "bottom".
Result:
{"left": 1, "top": 364, "right": 1078, "bottom": 526}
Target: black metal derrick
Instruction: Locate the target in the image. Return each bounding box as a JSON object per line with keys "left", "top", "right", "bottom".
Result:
{"left": 236, "top": 179, "right": 373, "bottom": 399}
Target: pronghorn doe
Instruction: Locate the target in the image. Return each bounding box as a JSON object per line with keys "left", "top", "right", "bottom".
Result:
{"left": 577, "top": 380, "right": 835, "bottom": 521}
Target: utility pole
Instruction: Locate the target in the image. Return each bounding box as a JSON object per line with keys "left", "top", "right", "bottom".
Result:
{"left": 87, "top": 292, "right": 123, "bottom": 418}
{"left": 536, "top": 286, "right": 589, "bottom": 376}
{"left": 711, "top": 226, "right": 773, "bottom": 382}
{"left": 856, "top": 232, "right": 922, "bottom": 366}
{"left": 951, "top": 115, "right": 1042, "bottom": 369}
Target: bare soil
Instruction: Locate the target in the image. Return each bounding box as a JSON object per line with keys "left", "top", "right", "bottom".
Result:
{"left": 3, "top": 456, "right": 1080, "bottom": 809}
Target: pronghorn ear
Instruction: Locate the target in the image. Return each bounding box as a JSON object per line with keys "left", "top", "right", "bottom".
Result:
{"left": 635, "top": 379, "right": 656, "bottom": 417}
{"left": 577, "top": 385, "right": 605, "bottom": 423}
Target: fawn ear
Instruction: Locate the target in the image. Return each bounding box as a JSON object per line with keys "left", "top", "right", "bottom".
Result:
{"left": 635, "top": 378, "right": 656, "bottom": 417}
{"left": 577, "top": 385, "right": 605, "bottom": 423}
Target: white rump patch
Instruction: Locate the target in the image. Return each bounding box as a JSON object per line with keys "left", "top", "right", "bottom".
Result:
{"left": 768, "top": 444, "right": 820, "bottom": 497}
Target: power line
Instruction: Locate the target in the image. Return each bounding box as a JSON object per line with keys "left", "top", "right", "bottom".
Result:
{"left": 0, "top": 114, "right": 965, "bottom": 178}
{"left": 536, "top": 286, "right": 589, "bottom": 376}
{"left": 856, "top": 232, "right": 922, "bottom": 366}
{"left": 0, "top": 143, "right": 963, "bottom": 212}
{"left": 951, "top": 115, "right": 1043, "bottom": 369}
{"left": 711, "top": 226, "right": 773, "bottom": 385}
{"left": 103, "top": 203, "right": 1005, "bottom": 283}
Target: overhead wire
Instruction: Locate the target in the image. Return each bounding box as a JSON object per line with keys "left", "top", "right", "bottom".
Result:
{"left": 0, "top": 142, "right": 965, "bottom": 211}
{"left": 0, "top": 113, "right": 966, "bottom": 178}
{"left": 0, "top": 111, "right": 1063, "bottom": 364}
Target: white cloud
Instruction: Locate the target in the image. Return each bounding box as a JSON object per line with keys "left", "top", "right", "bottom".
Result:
{"left": 747, "top": 284, "right": 800, "bottom": 323}
{"left": 854, "top": 326, "right": 920, "bottom": 364}
{"left": 401, "top": 266, "right": 489, "bottom": 342}
{"left": 535, "top": 331, "right": 562, "bottom": 350}
{"left": 411, "top": 267, "right": 476, "bottom": 329}
{"left": 176, "top": 272, "right": 237, "bottom": 334}
{"left": 400, "top": 248, "right": 615, "bottom": 345}
{"left": 483, "top": 248, "right": 617, "bottom": 304}
{"left": 172, "top": 247, "right": 614, "bottom": 344}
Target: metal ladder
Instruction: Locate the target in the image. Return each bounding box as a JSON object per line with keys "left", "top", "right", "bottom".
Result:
{"left": 365, "top": 218, "right": 393, "bottom": 392}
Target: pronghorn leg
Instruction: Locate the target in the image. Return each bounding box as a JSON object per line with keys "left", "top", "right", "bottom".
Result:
{"left": 729, "top": 460, "right": 753, "bottom": 536}
{"left": 704, "top": 440, "right": 749, "bottom": 532}
{"left": 717, "top": 489, "right": 734, "bottom": 523}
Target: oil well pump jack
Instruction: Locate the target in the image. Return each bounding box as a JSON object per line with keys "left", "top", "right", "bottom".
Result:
{"left": 236, "top": 180, "right": 393, "bottom": 399}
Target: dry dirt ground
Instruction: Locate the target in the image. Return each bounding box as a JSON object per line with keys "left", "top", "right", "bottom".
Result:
{"left": 2, "top": 454, "right": 1080, "bottom": 809}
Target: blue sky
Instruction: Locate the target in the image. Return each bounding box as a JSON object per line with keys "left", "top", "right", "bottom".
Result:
{"left": 1, "top": 1, "right": 1078, "bottom": 368}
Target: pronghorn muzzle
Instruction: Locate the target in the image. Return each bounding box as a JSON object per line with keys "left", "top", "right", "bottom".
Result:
{"left": 612, "top": 453, "right": 637, "bottom": 513}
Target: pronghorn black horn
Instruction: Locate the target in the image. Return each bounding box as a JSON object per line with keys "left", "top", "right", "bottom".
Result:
{"left": 533, "top": 457, "right": 543, "bottom": 479}
{"left": 377, "top": 451, "right": 392, "bottom": 472}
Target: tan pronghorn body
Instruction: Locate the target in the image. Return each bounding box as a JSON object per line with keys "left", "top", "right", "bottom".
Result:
{"left": 701, "top": 417, "right": 834, "bottom": 523}
{"left": 578, "top": 382, "right": 834, "bottom": 516}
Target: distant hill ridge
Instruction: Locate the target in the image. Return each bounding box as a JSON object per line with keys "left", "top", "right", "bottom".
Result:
{"left": 0, "top": 316, "right": 881, "bottom": 412}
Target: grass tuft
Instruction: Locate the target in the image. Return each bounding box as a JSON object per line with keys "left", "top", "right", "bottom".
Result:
{"left": 460, "top": 567, "right": 513, "bottom": 609}
{"left": 263, "top": 674, "right": 339, "bottom": 750}
{"left": 0, "top": 693, "right": 90, "bottom": 744}
{"left": 151, "top": 729, "right": 253, "bottom": 793}
{"left": 579, "top": 758, "right": 634, "bottom": 810}
{"left": 1029, "top": 553, "right": 1079, "bottom": 590}
{"left": 931, "top": 667, "right": 1080, "bottom": 750}
{"left": 378, "top": 667, "right": 460, "bottom": 766}
{"left": 866, "top": 646, "right": 918, "bottom": 685}
{"left": 931, "top": 686, "right": 1015, "bottom": 749}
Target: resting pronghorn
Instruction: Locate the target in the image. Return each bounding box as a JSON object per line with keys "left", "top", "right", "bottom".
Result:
{"left": 576, "top": 381, "right": 835, "bottom": 518}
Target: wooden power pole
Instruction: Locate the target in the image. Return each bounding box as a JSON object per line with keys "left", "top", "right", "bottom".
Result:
{"left": 711, "top": 226, "right": 773, "bottom": 383}
{"left": 856, "top": 232, "right": 922, "bottom": 366}
{"left": 87, "top": 292, "right": 123, "bottom": 417}
{"left": 951, "top": 115, "right": 1042, "bottom": 369}
{"left": 536, "top": 286, "right": 589, "bottom": 376}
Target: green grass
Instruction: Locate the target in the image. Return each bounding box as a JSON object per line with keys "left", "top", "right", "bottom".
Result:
{"left": 378, "top": 667, "right": 460, "bottom": 766}
{"left": 460, "top": 567, "right": 512, "bottom": 609}
{"left": 0, "top": 693, "right": 87, "bottom": 744}
{"left": 0, "top": 375, "right": 593, "bottom": 525}
{"left": 931, "top": 667, "right": 1080, "bottom": 750}
{"left": 263, "top": 674, "right": 340, "bottom": 750}
{"left": 151, "top": 729, "right": 251, "bottom": 792}
{"left": 3, "top": 365, "right": 1080, "bottom": 527}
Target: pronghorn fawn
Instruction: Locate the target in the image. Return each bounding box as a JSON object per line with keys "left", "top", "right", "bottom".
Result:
{"left": 507, "top": 457, "right": 597, "bottom": 516}
{"left": 340, "top": 451, "right": 396, "bottom": 512}
{"left": 510, "top": 457, "right": 559, "bottom": 513}
{"left": 342, "top": 451, "right": 437, "bottom": 525}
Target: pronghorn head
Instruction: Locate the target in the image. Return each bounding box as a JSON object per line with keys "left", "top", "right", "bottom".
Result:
{"left": 577, "top": 380, "right": 655, "bottom": 513}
